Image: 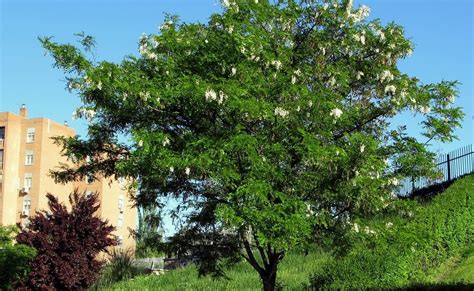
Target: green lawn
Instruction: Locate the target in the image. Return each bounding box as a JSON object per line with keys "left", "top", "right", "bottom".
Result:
{"left": 102, "top": 250, "right": 328, "bottom": 290}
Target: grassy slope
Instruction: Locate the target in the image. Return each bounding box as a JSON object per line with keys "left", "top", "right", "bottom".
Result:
{"left": 431, "top": 245, "right": 474, "bottom": 284}
{"left": 104, "top": 251, "right": 328, "bottom": 290}
{"left": 104, "top": 175, "right": 473, "bottom": 290}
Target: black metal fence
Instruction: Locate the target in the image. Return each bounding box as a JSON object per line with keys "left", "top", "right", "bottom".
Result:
{"left": 398, "top": 144, "right": 474, "bottom": 196}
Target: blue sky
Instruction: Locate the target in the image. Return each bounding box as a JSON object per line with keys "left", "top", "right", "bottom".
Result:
{"left": 1, "top": 0, "right": 472, "bottom": 235}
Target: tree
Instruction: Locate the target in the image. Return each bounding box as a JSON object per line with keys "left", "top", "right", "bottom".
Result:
{"left": 0, "top": 225, "right": 36, "bottom": 290}
{"left": 134, "top": 205, "right": 165, "bottom": 258}
{"left": 15, "top": 192, "right": 116, "bottom": 290}
{"left": 40, "top": 1, "right": 464, "bottom": 290}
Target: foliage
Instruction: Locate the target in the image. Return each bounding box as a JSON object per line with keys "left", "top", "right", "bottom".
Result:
{"left": 39, "top": 0, "right": 464, "bottom": 290}
{"left": 0, "top": 225, "right": 36, "bottom": 290}
{"left": 102, "top": 249, "right": 328, "bottom": 290}
{"left": 309, "top": 174, "right": 474, "bottom": 289}
{"left": 92, "top": 248, "right": 147, "bottom": 289}
{"left": 15, "top": 191, "right": 117, "bottom": 290}
{"left": 134, "top": 206, "right": 165, "bottom": 258}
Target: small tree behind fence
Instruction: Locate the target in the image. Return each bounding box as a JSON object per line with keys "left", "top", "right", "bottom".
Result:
{"left": 399, "top": 144, "right": 473, "bottom": 196}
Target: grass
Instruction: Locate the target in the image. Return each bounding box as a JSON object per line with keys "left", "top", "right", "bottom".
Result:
{"left": 102, "top": 250, "right": 329, "bottom": 290}
{"left": 430, "top": 245, "right": 474, "bottom": 284}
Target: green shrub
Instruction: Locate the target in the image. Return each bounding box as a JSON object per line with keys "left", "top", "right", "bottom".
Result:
{"left": 92, "top": 248, "right": 147, "bottom": 289}
{"left": 310, "top": 174, "right": 474, "bottom": 289}
{"left": 0, "top": 225, "right": 36, "bottom": 290}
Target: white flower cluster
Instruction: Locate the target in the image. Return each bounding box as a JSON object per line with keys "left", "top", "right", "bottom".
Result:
{"left": 230, "top": 67, "right": 237, "bottom": 76}
{"left": 72, "top": 108, "right": 96, "bottom": 120}
{"left": 330, "top": 108, "right": 343, "bottom": 119}
{"left": 353, "top": 222, "right": 360, "bottom": 233}
{"left": 384, "top": 85, "right": 396, "bottom": 95}
{"left": 364, "top": 226, "right": 376, "bottom": 235}
{"left": 162, "top": 137, "right": 170, "bottom": 147}
{"left": 271, "top": 60, "right": 282, "bottom": 70}
{"left": 356, "top": 71, "right": 364, "bottom": 80}
{"left": 348, "top": 5, "right": 371, "bottom": 22}
{"left": 274, "top": 107, "right": 289, "bottom": 118}
{"left": 327, "top": 76, "right": 336, "bottom": 87}
{"left": 205, "top": 88, "right": 227, "bottom": 104}
{"left": 160, "top": 20, "right": 173, "bottom": 31}
{"left": 386, "top": 222, "right": 393, "bottom": 228}
{"left": 379, "top": 70, "right": 394, "bottom": 83}
{"left": 388, "top": 177, "right": 399, "bottom": 186}
{"left": 185, "top": 167, "right": 191, "bottom": 176}
{"left": 139, "top": 91, "right": 150, "bottom": 102}
{"left": 354, "top": 31, "right": 366, "bottom": 45}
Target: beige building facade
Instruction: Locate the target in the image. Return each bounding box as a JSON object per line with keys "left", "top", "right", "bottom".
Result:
{"left": 0, "top": 106, "right": 136, "bottom": 249}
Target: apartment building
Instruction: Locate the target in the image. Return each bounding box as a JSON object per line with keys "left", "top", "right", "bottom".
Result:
{"left": 0, "top": 105, "right": 136, "bottom": 249}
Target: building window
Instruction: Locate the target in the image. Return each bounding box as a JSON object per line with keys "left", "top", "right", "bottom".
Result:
{"left": 25, "top": 151, "right": 33, "bottom": 165}
{"left": 86, "top": 174, "right": 94, "bottom": 184}
{"left": 22, "top": 197, "right": 31, "bottom": 216}
{"left": 118, "top": 195, "right": 125, "bottom": 212}
{"left": 24, "top": 173, "right": 32, "bottom": 190}
{"left": 117, "top": 235, "right": 123, "bottom": 246}
{"left": 0, "top": 127, "right": 5, "bottom": 140}
{"left": 0, "top": 150, "right": 3, "bottom": 169}
{"left": 117, "top": 213, "right": 124, "bottom": 228}
{"left": 26, "top": 128, "right": 35, "bottom": 143}
{"left": 85, "top": 190, "right": 93, "bottom": 198}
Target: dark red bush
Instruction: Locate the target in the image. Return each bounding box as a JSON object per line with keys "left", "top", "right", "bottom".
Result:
{"left": 16, "top": 191, "right": 117, "bottom": 290}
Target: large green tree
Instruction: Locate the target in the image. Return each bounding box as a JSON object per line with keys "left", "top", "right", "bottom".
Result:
{"left": 42, "top": 1, "right": 463, "bottom": 290}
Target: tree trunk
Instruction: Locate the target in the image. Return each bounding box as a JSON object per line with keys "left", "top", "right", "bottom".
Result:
{"left": 261, "top": 270, "right": 277, "bottom": 291}
{"left": 260, "top": 256, "right": 278, "bottom": 291}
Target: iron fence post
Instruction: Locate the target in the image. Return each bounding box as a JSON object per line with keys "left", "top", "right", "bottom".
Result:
{"left": 447, "top": 154, "right": 451, "bottom": 182}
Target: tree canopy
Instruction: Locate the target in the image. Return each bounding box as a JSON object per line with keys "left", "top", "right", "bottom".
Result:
{"left": 41, "top": 0, "right": 464, "bottom": 290}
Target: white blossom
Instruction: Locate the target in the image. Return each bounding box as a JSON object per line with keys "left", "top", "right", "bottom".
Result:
{"left": 218, "top": 90, "right": 227, "bottom": 104}
{"left": 364, "top": 226, "right": 376, "bottom": 235}
{"left": 230, "top": 67, "right": 237, "bottom": 76}
{"left": 388, "top": 177, "right": 399, "bottom": 186}
{"left": 227, "top": 25, "right": 234, "bottom": 33}
{"left": 321, "top": 47, "right": 326, "bottom": 56}
{"left": 162, "top": 137, "right": 170, "bottom": 147}
{"left": 205, "top": 39, "right": 209, "bottom": 44}
{"left": 185, "top": 167, "right": 191, "bottom": 175}
{"left": 72, "top": 108, "right": 96, "bottom": 121}
{"left": 420, "top": 106, "right": 431, "bottom": 113}
{"left": 138, "top": 140, "right": 143, "bottom": 147}
{"left": 385, "top": 222, "right": 393, "bottom": 229}
{"left": 327, "top": 76, "right": 336, "bottom": 87}
{"left": 271, "top": 60, "right": 282, "bottom": 70}
{"left": 222, "top": 0, "right": 231, "bottom": 7}
{"left": 205, "top": 88, "right": 217, "bottom": 102}
{"left": 349, "top": 5, "right": 370, "bottom": 22}
{"left": 330, "top": 108, "right": 343, "bottom": 119}
{"left": 360, "top": 145, "right": 365, "bottom": 153}
{"left": 356, "top": 71, "right": 364, "bottom": 80}
{"left": 380, "top": 70, "right": 394, "bottom": 83}
{"left": 291, "top": 75, "right": 297, "bottom": 84}
{"left": 353, "top": 223, "right": 359, "bottom": 233}
{"left": 169, "top": 166, "right": 174, "bottom": 173}
{"left": 406, "top": 48, "right": 413, "bottom": 57}
{"left": 97, "top": 81, "right": 102, "bottom": 91}
{"left": 360, "top": 34, "right": 366, "bottom": 45}
{"left": 385, "top": 85, "right": 396, "bottom": 95}
{"left": 139, "top": 91, "right": 150, "bottom": 102}
{"left": 274, "top": 107, "right": 289, "bottom": 118}
{"left": 308, "top": 100, "right": 313, "bottom": 107}
{"left": 147, "top": 52, "right": 158, "bottom": 60}
{"left": 296, "top": 106, "right": 301, "bottom": 112}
